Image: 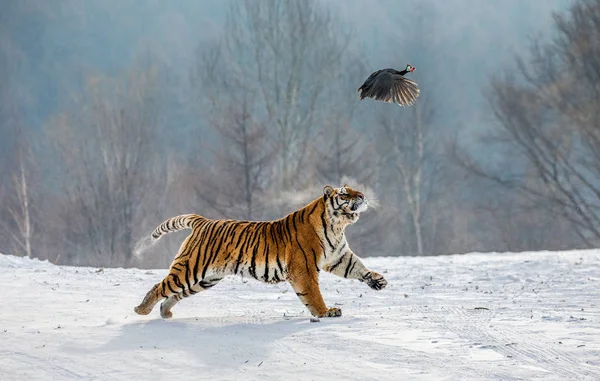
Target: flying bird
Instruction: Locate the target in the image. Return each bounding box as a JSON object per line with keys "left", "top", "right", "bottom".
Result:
{"left": 357, "top": 64, "right": 420, "bottom": 107}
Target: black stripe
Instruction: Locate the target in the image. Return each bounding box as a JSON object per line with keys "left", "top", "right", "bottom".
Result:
{"left": 237, "top": 222, "right": 256, "bottom": 251}
{"left": 296, "top": 234, "right": 310, "bottom": 274}
{"left": 331, "top": 196, "right": 349, "bottom": 211}
{"left": 276, "top": 253, "right": 285, "bottom": 276}
{"left": 279, "top": 221, "right": 286, "bottom": 244}
{"left": 269, "top": 222, "right": 280, "bottom": 252}
{"left": 344, "top": 257, "right": 355, "bottom": 278}
{"left": 338, "top": 242, "right": 347, "bottom": 255}
{"left": 333, "top": 196, "right": 345, "bottom": 210}
{"left": 284, "top": 216, "right": 292, "bottom": 243}
{"left": 231, "top": 223, "right": 246, "bottom": 252}
{"left": 224, "top": 222, "right": 240, "bottom": 252}
{"left": 311, "top": 248, "right": 319, "bottom": 271}
{"left": 234, "top": 224, "right": 252, "bottom": 274}
{"left": 296, "top": 292, "right": 308, "bottom": 296}
{"left": 201, "top": 222, "right": 224, "bottom": 268}
{"left": 321, "top": 211, "right": 335, "bottom": 250}
{"left": 272, "top": 269, "right": 281, "bottom": 282}
{"left": 186, "top": 220, "right": 210, "bottom": 278}
{"left": 308, "top": 201, "right": 319, "bottom": 215}
{"left": 249, "top": 244, "right": 259, "bottom": 279}
{"left": 204, "top": 222, "right": 226, "bottom": 263}
{"left": 183, "top": 264, "right": 193, "bottom": 293}
{"left": 170, "top": 274, "right": 184, "bottom": 290}
{"left": 171, "top": 263, "right": 183, "bottom": 271}
{"left": 191, "top": 222, "right": 216, "bottom": 284}
{"left": 263, "top": 225, "right": 270, "bottom": 282}
{"left": 240, "top": 223, "right": 258, "bottom": 254}
{"left": 199, "top": 279, "right": 220, "bottom": 289}
{"left": 329, "top": 253, "right": 347, "bottom": 272}
{"left": 291, "top": 212, "right": 298, "bottom": 233}
{"left": 347, "top": 260, "right": 357, "bottom": 277}
{"left": 165, "top": 277, "right": 178, "bottom": 294}
{"left": 191, "top": 216, "right": 204, "bottom": 229}
{"left": 202, "top": 222, "right": 228, "bottom": 279}
{"left": 247, "top": 224, "right": 263, "bottom": 279}
{"left": 219, "top": 222, "right": 237, "bottom": 263}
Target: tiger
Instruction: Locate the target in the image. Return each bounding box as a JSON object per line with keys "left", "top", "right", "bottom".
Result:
{"left": 133, "top": 184, "right": 388, "bottom": 319}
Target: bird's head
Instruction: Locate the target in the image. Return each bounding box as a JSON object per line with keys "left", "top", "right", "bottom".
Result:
{"left": 405, "top": 64, "right": 416, "bottom": 73}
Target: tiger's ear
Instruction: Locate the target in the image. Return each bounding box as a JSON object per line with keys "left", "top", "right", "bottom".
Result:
{"left": 323, "top": 185, "right": 334, "bottom": 201}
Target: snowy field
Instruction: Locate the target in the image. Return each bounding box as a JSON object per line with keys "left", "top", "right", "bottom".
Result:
{"left": 1, "top": 250, "right": 599, "bottom": 381}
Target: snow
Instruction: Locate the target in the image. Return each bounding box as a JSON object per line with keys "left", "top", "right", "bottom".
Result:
{"left": 1, "top": 250, "right": 599, "bottom": 381}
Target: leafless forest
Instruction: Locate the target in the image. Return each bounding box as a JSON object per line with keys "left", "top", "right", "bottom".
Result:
{"left": 2, "top": 0, "right": 598, "bottom": 268}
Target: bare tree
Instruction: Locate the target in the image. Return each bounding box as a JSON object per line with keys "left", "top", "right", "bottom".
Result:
{"left": 0, "top": 120, "right": 38, "bottom": 259}
{"left": 371, "top": 3, "right": 453, "bottom": 256}
{"left": 213, "top": 0, "right": 351, "bottom": 189}
{"left": 196, "top": 98, "right": 274, "bottom": 221}
{"left": 310, "top": 78, "right": 388, "bottom": 256}
{"left": 457, "top": 0, "right": 600, "bottom": 247}
{"left": 377, "top": 100, "right": 446, "bottom": 256}
{"left": 0, "top": 29, "right": 37, "bottom": 258}
{"left": 190, "top": 43, "right": 275, "bottom": 220}
{"left": 4, "top": 137, "right": 33, "bottom": 258}
{"left": 315, "top": 120, "right": 377, "bottom": 186}
{"left": 312, "top": 57, "right": 377, "bottom": 186}
{"left": 47, "top": 66, "right": 161, "bottom": 266}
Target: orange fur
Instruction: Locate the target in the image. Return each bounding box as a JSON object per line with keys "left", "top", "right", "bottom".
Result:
{"left": 134, "top": 184, "right": 387, "bottom": 319}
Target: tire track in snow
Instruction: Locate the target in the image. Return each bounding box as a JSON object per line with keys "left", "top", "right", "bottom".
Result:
{"left": 419, "top": 305, "right": 598, "bottom": 380}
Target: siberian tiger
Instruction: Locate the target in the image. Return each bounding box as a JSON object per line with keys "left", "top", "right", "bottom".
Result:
{"left": 133, "top": 184, "right": 387, "bottom": 319}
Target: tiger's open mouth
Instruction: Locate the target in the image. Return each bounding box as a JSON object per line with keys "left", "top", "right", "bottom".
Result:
{"left": 350, "top": 199, "right": 368, "bottom": 213}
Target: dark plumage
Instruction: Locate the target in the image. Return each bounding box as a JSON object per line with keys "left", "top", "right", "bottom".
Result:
{"left": 357, "top": 64, "right": 420, "bottom": 107}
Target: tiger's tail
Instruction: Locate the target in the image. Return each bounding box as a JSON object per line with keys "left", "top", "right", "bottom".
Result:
{"left": 133, "top": 214, "right": 203, "bottom": 258}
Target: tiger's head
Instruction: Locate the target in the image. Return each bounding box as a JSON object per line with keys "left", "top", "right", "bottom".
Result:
{"left": 323, "top": 184, "right": 368, "bottom": 224}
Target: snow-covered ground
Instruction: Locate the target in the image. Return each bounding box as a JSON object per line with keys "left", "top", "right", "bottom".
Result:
{"left": 1, "top": 250, "right": 599, "bottom": 381}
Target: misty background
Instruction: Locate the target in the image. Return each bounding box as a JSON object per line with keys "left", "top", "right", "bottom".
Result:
{"left": 4, "top": 0, "right": 599, "bottom": 268}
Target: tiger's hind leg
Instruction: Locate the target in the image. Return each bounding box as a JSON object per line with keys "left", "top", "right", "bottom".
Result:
{"left": 134, "top": 232, "right": 200, "bottom": 316}
{"left": 134, "top": 282, "right": 162, "bottom": 315}
{"left": 134, "top": 272, "right": 190, "bottom": 316}
{"left": 159, "top": 277, "right": 222, "bottom": 319}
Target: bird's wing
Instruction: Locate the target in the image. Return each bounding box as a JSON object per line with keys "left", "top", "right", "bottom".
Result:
{"left": 357, "top": 70, "right": 383, "bottom": 92}
{"left": 389, "top": 74, "right": 420, "bottom": 107}
{"left": 363, "top": 71, "right": 420, "bottom": 106}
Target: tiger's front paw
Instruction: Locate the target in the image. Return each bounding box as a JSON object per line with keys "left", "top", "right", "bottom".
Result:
{"left": 318, "top": 307, "right": 342, "bottom": 317}
{"left": 362, "top": 271, "right": 387, "bottom": 290}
